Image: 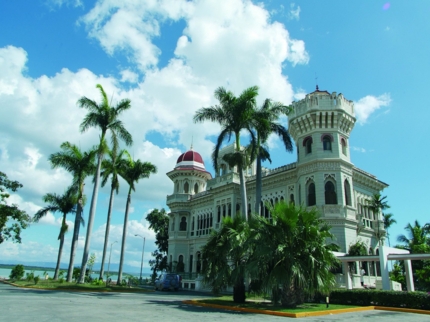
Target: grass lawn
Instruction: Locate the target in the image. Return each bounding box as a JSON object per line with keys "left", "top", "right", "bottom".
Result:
{"left": 196, "top": 295, "right": 359, "bottom": 313}
{"left": 7, "top": 280, "right": 152, "bottom": 292}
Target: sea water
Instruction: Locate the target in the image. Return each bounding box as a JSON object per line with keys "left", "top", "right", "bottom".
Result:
{"left": 0, "top": 267, "right": 150, "bottom": 281}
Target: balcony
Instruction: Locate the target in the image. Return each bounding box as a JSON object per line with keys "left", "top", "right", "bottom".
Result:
{"left": 166, "top": 193, "right": 190, "bottom": 204}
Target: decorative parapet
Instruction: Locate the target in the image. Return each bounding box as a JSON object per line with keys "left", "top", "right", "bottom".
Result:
{"left": 189, "top": 190, "right": 211, "bottom": 200}
{"left": 246, "top": 162, "right": 297, "bottom": 182}
{"left": 352, "top": 167, "right": 388, "bottom": 190}
{"left": 206, "top": 172, "right": 240, "bottom": 189}
{"left": 290, "top": 92, "right": 354, "bottom": 119}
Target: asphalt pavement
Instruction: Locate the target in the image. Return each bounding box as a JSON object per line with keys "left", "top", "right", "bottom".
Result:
{"left": 0, "top": 283, "right": 428, "bottom": 322}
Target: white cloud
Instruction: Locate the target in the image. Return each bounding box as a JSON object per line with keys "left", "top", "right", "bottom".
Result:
{"left": 120, "top": 69, "right": 139, "bottom": 83}
{"left": 289, "top": 3, "right": 301, "bottom": 21}
{"left": 354, "top": 94, "right": 391, "bottom": 124}
{"left": 46, "top": 0, "right": 83, "bottom": 8}
{"left": 0, "top": 0, "right": 310, "bottom": 267}
{"left": 351, "top": 146, "right": 367, "bottom": 153}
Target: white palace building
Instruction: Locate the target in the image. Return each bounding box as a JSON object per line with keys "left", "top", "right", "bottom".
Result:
{"left": 165, "top": 87, "right": 392, "bottom": 290}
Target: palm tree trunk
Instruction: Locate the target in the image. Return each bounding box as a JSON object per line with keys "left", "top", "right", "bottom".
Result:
{"left": 99, "top": 186, "right": 115, "bottom": 280}
{"left": 67, "top": 201, "right": 83, "bottom": 282}
{"left": 79, "top": 152, "right": 103, "bottom": 283}
{"left": 117, "top": 191, "right": 131, "bottom": 285}
{"left": 235, "top": 135, "right": 248, "bottom": 220}
{"left": 254, "top": 154, "right": 262, "bottom": 216}
{"left": 54, "top": 231, "right": 65, "bottom": 280}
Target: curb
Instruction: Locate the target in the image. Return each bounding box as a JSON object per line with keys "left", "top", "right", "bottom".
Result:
{"left": 183, "top": 300, "right": 430, "bottom": 318}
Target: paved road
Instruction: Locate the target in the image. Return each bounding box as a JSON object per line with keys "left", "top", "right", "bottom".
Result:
{"left": 1, "top": 283, "right": 428, "bottom": 322}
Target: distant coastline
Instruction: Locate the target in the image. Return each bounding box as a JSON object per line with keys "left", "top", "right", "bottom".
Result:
{"left": 0, "top": 264, "right": 147, "bottom": 277}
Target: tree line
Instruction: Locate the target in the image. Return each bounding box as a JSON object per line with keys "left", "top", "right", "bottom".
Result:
{"left": 29, "top": 84, "right": 158, "bottom": 284}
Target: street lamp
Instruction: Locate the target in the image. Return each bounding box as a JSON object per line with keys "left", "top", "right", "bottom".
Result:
{"left": 135, "top": 234, "right": 146, "bottom": 284}
{"left": 106, "top": 241, "right": 117, "bottom": 286}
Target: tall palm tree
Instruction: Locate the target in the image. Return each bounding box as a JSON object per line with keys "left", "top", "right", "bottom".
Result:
{"left": 49, "top": 142, "right": 96, "bottom": 282}
{"left": 252, "top": 100, "right": 293, "bottom": 215}
{"left": 33, "top": 186, "right": 80, "bottom": 280}
{"left": 117, "top": 155, "right": 157, "bottom": 284}
{"left": 98, "top": 148, "right": 127, "bottom": 280}
{"left": 194, "top": 86, "right": 259, "bottom": 219}
{"left": 78, "top": 84, "right": 133, "bottom": 283}
{"left": 382, "top": 213, "right": 397, "bottom": 246}
{"left": 365, "top": 193, "right": 390, "bottom": 245}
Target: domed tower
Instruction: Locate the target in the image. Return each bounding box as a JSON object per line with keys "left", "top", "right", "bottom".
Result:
{"left": 167, "top": 149, "right": 212, "bottom": 198}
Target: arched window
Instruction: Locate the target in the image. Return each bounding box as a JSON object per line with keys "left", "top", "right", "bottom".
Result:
{"left": 289, "top": 194, "right": 295, "bottom": 205}
{"left": 217, "top": 206, "right": 221, "bottom": 223}
{"left": 228, "top": 204, "right": 231, "bottom": 217}
{"left": 341, "top": 138, "right": 347, "bottom": 155}
{"left": 194, "top": 183, "right": 199, "bottom": 194}
{"left": 191, "top": 217, "right": 195, "bottom": 231}
{"left": 344, "top": 179, "right": 351, "bottom": 206}
{"left": 307, "top": 182, "right": 316, "bottom": 206}
{"left": 179, "top": 216, "right": 187, "bottom": 231}
{"left": 175, "top": 182, "right": 179, "bottom": 193}
{"left": 303, "top": 136, "right": 313, "bottom": 154}
{"left": 171, "top": 217, "right": 175, "bottom": 231}
{"left": 322, "top": 135, "right": 332, "bottom": 151}
{"left": 324, "top": 181, "right": 337, "bottom": 204}
{"left": 184, "top": 182, "right": 189, "bottom": 194}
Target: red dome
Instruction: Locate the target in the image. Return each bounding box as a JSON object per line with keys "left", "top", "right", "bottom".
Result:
{"left": 175, "top": 150, "right": 206, "bottom": 171}
{"left": 176, "top": 150, "right": 204, "bottom": 164}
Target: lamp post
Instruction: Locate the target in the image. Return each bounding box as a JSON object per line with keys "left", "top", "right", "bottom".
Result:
{"left": 106, "top": 241, "right": 117, "bottom": 286}
{"left": 135, "top": 234, "right": 145, "bottom": 284}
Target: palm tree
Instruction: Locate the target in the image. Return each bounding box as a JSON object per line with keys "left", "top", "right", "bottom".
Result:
{"left": 98, "top": 148, "right": 127, "bottom": 280}
{"left": 396, "top": 220, "right": 430, "bottom": 290}
{"left": 249, "top": 202, "right": 339, "bottom": 308}
{"left": 78, "top": 84, "right": 133, "bottom": 283}
{"left": 49, "top": 142, "right": 96, "bottom": 282}
{"left": 252, "top": 100, "right": 293, "bottom": 215}
{"left": 201, "top": 215, "right": 250, "bottom": 303}
{"left": 117, "top": 154, "right": 157, "bottom": 284}
{"left": 33, "top": 186, "right": 80, "bottom": 280}
{"left": 382, "top": 213, "right": 397, "bottom": 246}
{"left": 365, "top": 194, "right": 390, "bottom": 245}
{"left": 397, "top": 220, "right": 430, "bottom": 254}
{"left": 194, "top": 86, "right": 259, "bottom": 219}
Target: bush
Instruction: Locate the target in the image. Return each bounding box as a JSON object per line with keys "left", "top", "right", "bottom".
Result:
{"left": 9, "top": 264, "right": 25, "bottom": 280}
{"left": 329, "top": 289, "right": 430, "bottom": 310}
{"left": 91, "top": 278, "right": 104, "bottom": 286}
{"left": 26, "top": 271, "right": 35, "bottom": 282}
{"left": 34, "top": 276, "right": 40, "bottom": 285}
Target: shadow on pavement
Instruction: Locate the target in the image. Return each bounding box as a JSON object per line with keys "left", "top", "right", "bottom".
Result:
{"left": 143, "top": 299, "right": 251, "bottom": 315}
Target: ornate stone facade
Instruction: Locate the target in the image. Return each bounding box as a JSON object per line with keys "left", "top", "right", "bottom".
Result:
{"left": 165, "top": 87, "right": 388, "bottom": 287}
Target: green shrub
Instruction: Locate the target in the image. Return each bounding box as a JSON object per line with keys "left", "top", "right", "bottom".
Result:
{"left": 329, "top": 289, "right": 430, "bottom": 310}
{"left": 34, "top": 276, "right": 40, "bottom": 285}
{"left": 26, "top": 271, "right": 35, "bottom": 282}
{"left": 91, "top": 278, "right": 104, "bottom": 286}
{"left": 9, "top": 264, "right": 25, "bottom": 281}
{"left": 59, "top": 277, "right": 65, "bottom": 284}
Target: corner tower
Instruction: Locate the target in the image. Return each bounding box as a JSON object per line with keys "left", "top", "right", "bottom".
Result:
{"left": 288, "top": 86, "right": 357, "bottom": 251}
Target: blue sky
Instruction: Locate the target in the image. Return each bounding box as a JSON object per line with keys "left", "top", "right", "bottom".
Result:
{"left": 1, "top": 0, "right": 429, "bottom": 273}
